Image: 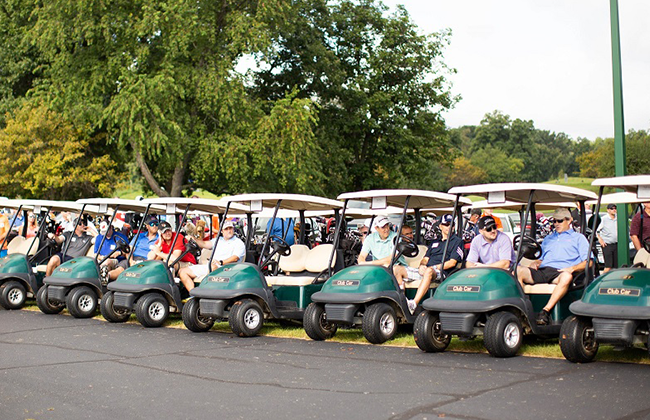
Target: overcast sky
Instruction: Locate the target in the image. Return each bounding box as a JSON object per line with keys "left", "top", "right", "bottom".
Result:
{"left": 382, "top": 0, "right": 650, "bottom": 140}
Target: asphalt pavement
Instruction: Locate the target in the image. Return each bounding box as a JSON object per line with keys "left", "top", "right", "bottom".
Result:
{"left": 1, "top": 309, "right": 649, "bottom": 420}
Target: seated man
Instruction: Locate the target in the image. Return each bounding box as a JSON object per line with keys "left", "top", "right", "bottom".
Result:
{"left": 466, "top": 216, "right": 516, "bottom": 269}
{"left": 129, "top": 216, "right": 160, "bottom": 265}
{"left": 357, "top": 216, "right": 405, "bottom": 267}
{"left": 516, "top": 208, "right": 590, "bottom": 325}
{"left": 148, "top": 221, "right": 197, "bottom": 281}
{"left": 177, "top": 220, "right": 245, "bottom": 291}
{"left": 45, "top": 218, "right": 96, "bottom": 276}
{"left": 95, "top": 221, "right": 130, "bottom": 284}
{"left": 393, "top": 215, "right": 464, "bottom": 313}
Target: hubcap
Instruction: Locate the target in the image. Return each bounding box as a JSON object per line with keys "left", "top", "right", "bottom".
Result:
{"left": 243, "top": 308, "right": 261, "bottom": 329}
{"left": 8, "top": 288, "right": 24, "bottom": 305}
{"left": 582, "top": 327, "right": 597, "bottom": 351}
{"left": 148, "top": 302, "right": 166, "bottom": 321}
{"left": 432, "top": 320, "right": 447, "bottom": 341}
{"left": 504, "top": 322, "right": 520, "bottom": 348}
{"left": 78, "top": 294, "right": 94, "bottom": 312}
{"left": 379, "top": 312, "right": 395, "bottom": 336}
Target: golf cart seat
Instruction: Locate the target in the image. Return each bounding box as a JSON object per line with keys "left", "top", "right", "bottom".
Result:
{"left": 198, "top": 248, "right": 212, "bottom": 265}
{"left": 405, "top": 245, "right": 428, "bottom": 268}
{"left": 7, "top": 236, "right": 39, "bottom": 256}
{"left": 267, "top": 244, "right": 337, "bottom": 286}
{"left": 523, "top": 271, "right": 588, "bottom": 295}
{"left": 633, "top": 249, "right": 650, "bottom": 268}
{"left": 278, "top": 245, "right": 311, "bottom": 272}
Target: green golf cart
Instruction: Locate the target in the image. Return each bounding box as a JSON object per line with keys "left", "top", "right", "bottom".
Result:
{"left": 560, "top": 175, "right": 650, "bottom": 362}
{"left": 414, "top": 183, "right": 598, "bottom": 357}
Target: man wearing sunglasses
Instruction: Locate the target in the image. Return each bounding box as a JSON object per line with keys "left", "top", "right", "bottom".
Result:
{"left": 466, "top": 216, "right": 515, "bottom": 269}
{"left": 129, "top": 215, "right": 160, "bottom": 265}
{"left": 516, "top": 208, "right": 590, "bottom": 326}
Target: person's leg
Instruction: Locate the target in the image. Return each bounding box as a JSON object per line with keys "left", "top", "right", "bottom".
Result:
{"left": 543, "top": 272, "right": 573, "bottom": 313}
{"left": 178, "top": 266, "right": 197, "bottom": 292}
{"left": 413, "top": 266, "right": 434, "bottom": 305}
{"left": 516, "top": 265, "right": 534, "bottom": 285}
{"left": 602, "top": 244, "right": 615, "bottom": 273}
{"left": 393, "top": 265, "right": 407, "bottom": 289}
{"left": 46, "top": 254, "right": 62, "bottom": 276}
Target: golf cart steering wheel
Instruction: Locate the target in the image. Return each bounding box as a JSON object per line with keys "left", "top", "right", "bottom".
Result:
{"left": 269, "top": 235, "right": 292, "bottom": 257}
{"left": 513, "top": 234, "right": 542, "bottom": 260}
{"left": 115, "top": 236, "right": 131, "bottom": 254}
{"left": 394, "top": 235, "right": 419, "bottom": 258}
{"left": 643, "top": 237, "right": 650, "bottom": 254}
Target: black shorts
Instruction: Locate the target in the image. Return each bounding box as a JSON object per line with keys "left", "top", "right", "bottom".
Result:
{"left": 54, "top": 253, "right": 75, "bottom": 264}
{"left": 530, "top": 266, "right": 562, "bottom": 284}
{"left": 602, "top": 243, "right": 618, "bottom": 269}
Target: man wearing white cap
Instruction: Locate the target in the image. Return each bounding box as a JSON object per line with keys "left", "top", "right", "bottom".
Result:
{"left": 357, "top": 216, "right": 406, "bottom": 267}
{"left": 177, "top": 219, "right": 246, "bottom": 291}
{"left": 516, "top": 207, "right": 590, "bottom": 326}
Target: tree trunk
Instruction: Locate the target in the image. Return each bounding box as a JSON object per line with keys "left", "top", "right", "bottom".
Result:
{"left": 131, "top": 141, "right": 168, "bottom": 197}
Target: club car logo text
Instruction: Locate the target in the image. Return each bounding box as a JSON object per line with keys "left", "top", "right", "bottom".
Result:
{"left": 598, "top": 287, "right": 640, "bottom": 297}
{"left": 208, "top": 276, "right": 230, "bottom": 283}
{"left": 125, "top": 272, "right": 140, "bottom": 278}
{"left": 447, "top": 285, "right": 481, "bottom": 293}
{"left": 333, "top": 280, "right": 359, "bottom": 287}
{"left": 58, "top": 267, "right": 72, "bottom": 273}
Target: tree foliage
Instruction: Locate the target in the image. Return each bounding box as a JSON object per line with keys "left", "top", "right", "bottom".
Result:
{"left": 0, "top": 104, "right": 123, "bottom": 199}
{"left": 577, "top": 130, "right": 650, "bottom": 177}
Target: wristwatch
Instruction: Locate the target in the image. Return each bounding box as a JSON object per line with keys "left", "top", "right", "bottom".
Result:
{"left": 219, "top": 260, "right": 223, "bottom": 266}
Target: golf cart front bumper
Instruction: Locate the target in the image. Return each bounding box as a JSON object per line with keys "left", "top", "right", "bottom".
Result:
{"left": 592, "top": 318, "right": 640, "bottom": 346}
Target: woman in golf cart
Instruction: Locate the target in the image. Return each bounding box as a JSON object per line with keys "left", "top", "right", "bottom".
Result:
{"left": 148, "top": 221, "right": 196, "bottom": 278}
{"left": 177, "top": 219, "right": 246, "bottom": 291}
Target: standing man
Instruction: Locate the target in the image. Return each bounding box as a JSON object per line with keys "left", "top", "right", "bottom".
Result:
{"left": 516, "top": 208, "right": 590, "bottom": 325}
{"left": 393, "top": 215, "right": 464, "bottom": 313}
{"left": 466, "top": 216, "right": 516, "bottom": 269}
{"left": 177, "top": 220, "right": 246, "bottom": 291}
{"left": 631, "top": 202, "right": 650, "bottom": 266}
{"left": 597, "top": 204, "right": 618, "bottom": 272}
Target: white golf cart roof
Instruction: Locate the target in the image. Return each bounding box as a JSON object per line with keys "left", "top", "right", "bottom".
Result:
{"left": 586, "top": 192, "right": 649, "bottom": 206}
{"left": 142, "top": 197, "right": 246, "bottom": 214}
{"left": 77, "top": 198, "right": 168, "bottom": 214}
{"left": 448, "top": 183, "right": 597, "bottom": 203}
{"left": 225, "top": 193, "right": 343, "bottom": 212}
{"left": 0, "top": 199, "right": 34, "bottom": 210}
{"left": 337, "top": 189, "right": 471, "bottom": 209}
{"left": 466, "top": 199, "right": 578, "bottom": 211}
{"left": 592, "top": 175, "right": 650, "bottom": 198}
{"left": 21, "top": 199, "right": 103, "bottom": 214}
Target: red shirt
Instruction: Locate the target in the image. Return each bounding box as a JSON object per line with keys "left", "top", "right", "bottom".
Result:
{"left": 157, "top": 233, "right": 196, "bottom": 264}
{"left": 630, "top": 208, "right": 650, "bottom": 241}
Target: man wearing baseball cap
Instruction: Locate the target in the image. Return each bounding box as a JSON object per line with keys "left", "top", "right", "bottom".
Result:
{"left": 466, "top": 216, "right": 516, "bottom": 269}
{"left": 148, "top": 221, "right": 197, "bottom": 288}
{"left": 393, "top": 214, "right": 464, "bottom": 313}
{"left": 516, "top": 207, "right": 590, "bottom": 326}
{"left": 357, "top": 216, "right": 406, "bottom": 267}
{"left": 596, "top": 203, "right": 618, "bottom": 272}
{"left": 94, "top": 220, "right": 129, "bottom": 285}
{"left": 129, "top": 215, "right": 160, "bottom": 265}
{"left": 177, "top": 219, "right": 246, "bottom": 291}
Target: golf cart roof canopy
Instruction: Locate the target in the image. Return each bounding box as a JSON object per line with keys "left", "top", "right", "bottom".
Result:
{"left": 337, "top": 189, "right": 471, "bottom": 209}
{"left": 466, "top": 199, "right": 578, "bottom": 211}
{"left": 0, "top": 199, "right": 35, "bottom": 210}
{"left": 77, "top": 198, "right": 169, "bottom": 214}
{"left": 141, "top": 197, "right": 246, "bottom": 214}
{"left": 21, "top": 199, "right": 104, "bottom": 214}
{"left": 592, "top": 175, "right": 650, "bottom": 199}
{"left": 225, "top": 193, "right": 344, "bottom": 212}
{"left": 586, "top": 192, "right": 649, "bottom": 206}
{"left": 448, "top": 183, "right": 597, "bottom": 204}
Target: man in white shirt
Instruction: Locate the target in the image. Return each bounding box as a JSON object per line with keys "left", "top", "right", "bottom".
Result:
{"left": 177, "top": 220, "right": 246, "bottom": 291}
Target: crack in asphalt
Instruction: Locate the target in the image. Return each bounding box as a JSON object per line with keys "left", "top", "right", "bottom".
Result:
{"left": 614, "top": 406, "right": 650, "bottom": 420}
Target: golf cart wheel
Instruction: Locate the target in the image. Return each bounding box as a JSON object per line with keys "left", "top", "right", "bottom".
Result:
{"left": 66, "top": 286, "right": 98, "bottom": 318}
{"left": 36, "top": 286, "right": 65, "bottom": 314}
{"left": 229, "top": 299, "right": 264, "bottom": 337}
{"left": 135, "top": 293, "right": 169, "bottom": 328}
{"left": 559, "top": 315, "right": 598, "bottom": 363}
{"left": 0, "top": 280, "right": 27, "bottom": 310}
{"left": 413, "top": 311, "right": 450, "bottom": 353}
{"left": 362, "top": 302, "right": 397, "bottom": 344}
{"left": 484, "top": 311, "right": 523, "bottom": 358}
{"left": 304, "top": 303, "right": 337, "bottom": 341}
{"left": 182, "top": 298, "right": 215, "bottom": 333}
{"left": 100, "top": 291, "right": 131, "bottom": 323}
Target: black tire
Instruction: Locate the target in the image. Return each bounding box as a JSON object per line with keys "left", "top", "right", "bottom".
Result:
{"left": 65, "top": 286, "right": 98, "bottom": 318}
{"left": 100, "top": 291, "right": 131, "bottom": 323}
{"left": 484, "top": 311, "right": 523, "bottom": 358}
{"left": 413, "top": 311, "right": 451, "bottom": 352}
{"left": 135, "top": 293, "right": 169, "bottom": 328}
{"left": 303, "top": 303, "right": 337, "bottom": 341}
{"left": 36, "top": 285, "right": 65, "bottom": 314}
{"left": 229, "top": 299, "right": 264, "bottom": 337}
{"left": 0, "top": 280, "right": 27, "bottom": 310}
{"left": 559, "top": 315, "right": 598, "bottom": 363}
{"left": 362, "top": 302, "right": 397, "bottom": 344}
{"left": 182, "top": 298, "right": 215, "bottom": 332}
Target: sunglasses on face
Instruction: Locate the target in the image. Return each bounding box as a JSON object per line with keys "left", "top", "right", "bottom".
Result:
{"left": 360, "top": 231, "right": 369, "bottom": 236}
{"left": 550, "top": 217, "right": 570, "bottom": 224}
{"left": 148, "top": 222, "right": 159, "bottom": 227}
{"left": 608, "top": 207, "right": 617, "bottom": 210}
{"left": 484, "top": 226, "right": 496, "bottom": 233}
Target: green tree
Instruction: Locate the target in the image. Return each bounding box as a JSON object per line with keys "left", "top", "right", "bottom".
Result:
{"left": 0, "top": 104, "right": 124, "bottom": 199}
{"left": 470, "top": 145, "right": 524, "bottom": 183}
{"left": 446, "top": 156, "right": 487, "bottom": 187}
{"left": 578, "top": 130, "right": 650, "bottom": 177}
{"left": 251, "top": 0, "right": 458, "bottom": 195}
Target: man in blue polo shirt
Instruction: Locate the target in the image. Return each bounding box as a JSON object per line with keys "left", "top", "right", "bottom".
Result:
{"left": 129, "top": 215, "right": 160, "bottom": 264}
{"left": 95, "top": 221, "right": 129, "bottom": 284}
{"left": 357, "top": 216, "right": 405, "bottom": 267}
{"left": 466, "top": 216, "right": 515, "bottom": 269}
{"left": 516, "top": 208, "right": 590, "bottom": 325}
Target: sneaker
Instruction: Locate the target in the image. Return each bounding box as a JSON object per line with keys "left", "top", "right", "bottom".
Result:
{"left": 536, "top": 309, "right": 551, "bottom": 326}
{"left": 407, "top": 299, "right": 417, "bottom": 314}
{"left": 100, "top": 265, "right": 109, "bottom": 285}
